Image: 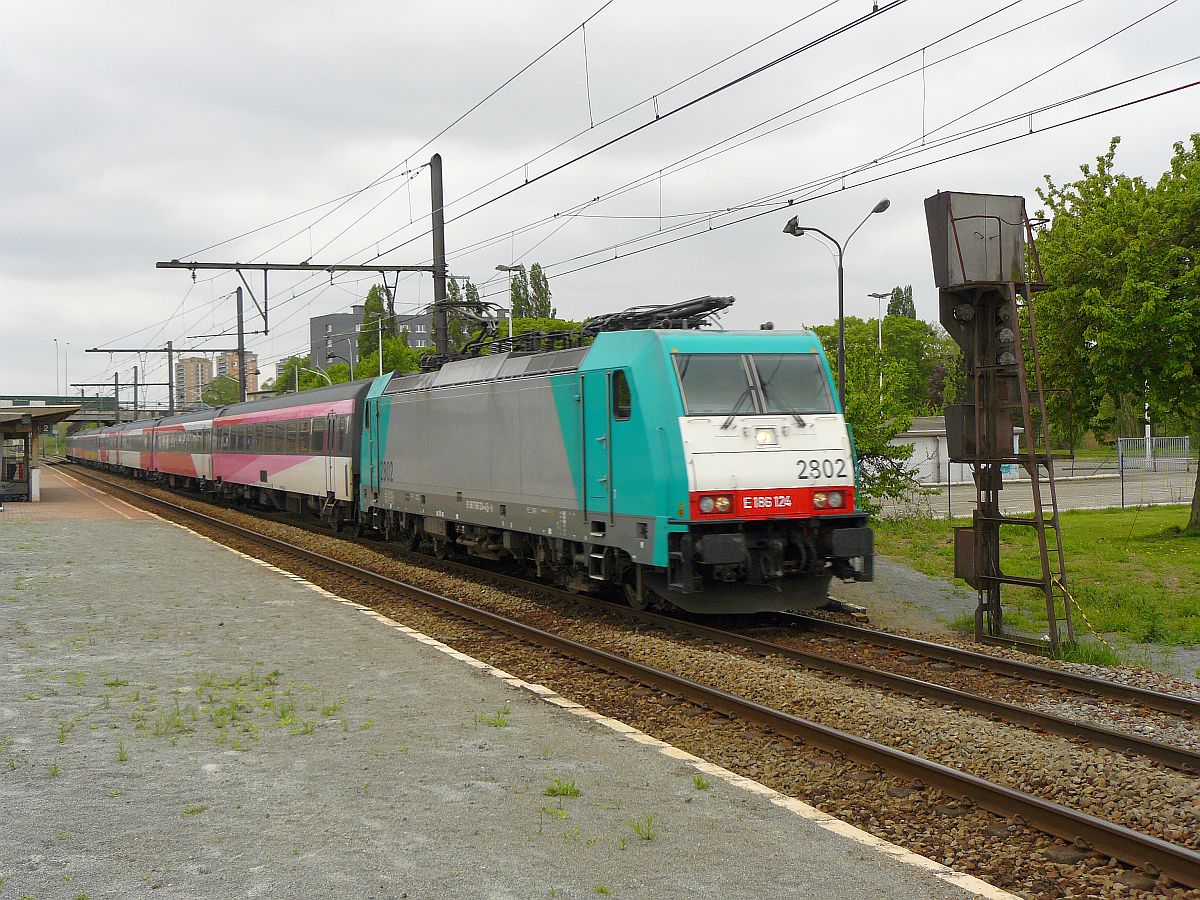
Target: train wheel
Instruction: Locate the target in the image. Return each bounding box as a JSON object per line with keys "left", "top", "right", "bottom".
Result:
{"left": 623, "top": 578, "right": 649, "bottom": 611}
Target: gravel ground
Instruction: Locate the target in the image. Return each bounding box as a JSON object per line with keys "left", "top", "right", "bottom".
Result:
{"left": 1, "top": 516, "right": 991, "bottom": 900}
{"left": 831, "top": 557, "right": 1200, "bottom": 688}
{"left": 755, "top": 629, "right": 1200, "bottom": 754}
{"left": 66, "top": 468, "right": 1200, "bottom": 899}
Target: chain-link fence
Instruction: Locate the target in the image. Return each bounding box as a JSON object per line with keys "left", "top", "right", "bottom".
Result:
{"left": 878, "top": 436, "right": 1196, "bottom": 519}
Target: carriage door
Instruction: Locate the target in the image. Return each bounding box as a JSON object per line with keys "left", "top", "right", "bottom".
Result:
{"left": 324, "top": 413, "right": 337, "bottom": 498}
{"left": 365, "top": 398, "right": 382, "bottom": 500}
{"left": 580, "top": 370, "right": 613, "bottom": 525}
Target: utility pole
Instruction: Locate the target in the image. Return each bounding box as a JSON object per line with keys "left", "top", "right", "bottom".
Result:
{"left": 157, "top": 155, "right": 451, "bottom": 365}
{"left": 87, "top": 343, "right": 229, "bottom": 416}
{"left": 236, "top": 286, "right": 247, "bottom": 402}
{"left": 133, "top": 366, "right": 139, "bottom": 420}
{"left": 114, "top": 372, "right": 119, "bottom": 423}
{"left": 430, "top": 153, "right": 449, "bottom": 354}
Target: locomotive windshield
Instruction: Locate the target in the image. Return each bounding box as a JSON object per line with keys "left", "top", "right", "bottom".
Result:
{"left": 673, "top": 353, "right": 834, "bottom": 416}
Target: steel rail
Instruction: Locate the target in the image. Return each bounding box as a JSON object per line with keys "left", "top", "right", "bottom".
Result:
{"left": 792, "top": 616, "right": 1200, "bottom": 720}
{"left": 60, "top": 464, "right": 1200, "bottom": 888}
{"left": 608, "top": 607, "right": 1200, "bottom": 774}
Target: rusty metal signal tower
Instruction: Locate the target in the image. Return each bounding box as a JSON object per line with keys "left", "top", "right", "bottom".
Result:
{"left": 925, "top": 191, "right": 1073, "bottom": 651}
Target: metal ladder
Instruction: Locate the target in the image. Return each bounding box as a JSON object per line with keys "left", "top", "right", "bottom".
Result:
{"left": 968, "top": 281, "right": 1073, "bottom": 650}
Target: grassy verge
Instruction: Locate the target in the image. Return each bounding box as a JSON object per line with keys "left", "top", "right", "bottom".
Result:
{"left": 875, "top": 505, "right": 1200, "bottom": 645}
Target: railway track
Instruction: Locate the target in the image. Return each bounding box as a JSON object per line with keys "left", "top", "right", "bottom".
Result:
{"left": 788, "top": 615, "right": 1200, "bottom": 720}
{"left": 59, "top": 462, "right": 1200, "bottom": 889}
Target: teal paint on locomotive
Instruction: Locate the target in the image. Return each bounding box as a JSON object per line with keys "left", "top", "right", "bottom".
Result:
{"left": 357, "top": 326, "right": 870, "bottom": 613}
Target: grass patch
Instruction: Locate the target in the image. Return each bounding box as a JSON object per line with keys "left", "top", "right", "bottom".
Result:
{"left": 182, "top": 804, "right": 208, "bottom": 816}
{"left": 1051, "top": 640, "right": 1123, "bottom": 667}
{"left": 476, "top": 704, "right": 511, "bottom": 728}
{"left": 544, "top": 778, "right": 581, "bottom": 798}
{"left": 692, "top": 774, "right": 711, "bottom": 790}
{"left": 629, "top": 815, "right": 659, "bottom": 841}
{"left": 876, "top": 505, "right": 1200, "bottom": 645}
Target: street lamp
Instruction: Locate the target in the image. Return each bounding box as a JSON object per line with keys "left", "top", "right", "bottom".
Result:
{"left": 326, "top": 351, "right": 351, "bottom": 379}
{"left": 302, "top": 367, "right": 333, "bottom": 387}
{"left": 783, "top": 198, "right": 890, "bottom": 409}
{"left": 495, "top": 264, "right": 526, "bottom": 348}
{"left": 868, "top": 291, "right": 890, "bottom": 403}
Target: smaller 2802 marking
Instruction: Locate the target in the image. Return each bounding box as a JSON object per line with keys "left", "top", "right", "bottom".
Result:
{"left": 796, "top": 458, "right": 847, "bottom": 480}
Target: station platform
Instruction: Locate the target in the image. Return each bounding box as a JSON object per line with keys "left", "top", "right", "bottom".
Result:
{"left": 0, "top": 470, "right": 1008, "bottom": 899}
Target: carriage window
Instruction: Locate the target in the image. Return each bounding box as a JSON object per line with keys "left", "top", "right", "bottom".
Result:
{"left": 312, "top": 418, "right": 326, "bottom": 454}
{"left": 612, "top": 370, "right": 632, "bottom": 421}
{"left": 751, "top": 354, "right": 835, "bottom": 414}
{"left": 287, "top": 421, "right": 299, "bottom": 454}
{"left": 298, "top": 421, "right": 311, "bottom": 454}
{"left": 673, "top": 354, "right": 758, "bottom": 416}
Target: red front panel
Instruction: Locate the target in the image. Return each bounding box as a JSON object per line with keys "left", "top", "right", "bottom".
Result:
{"left": 689, "top": 486, "right": 856, "bottom": 520}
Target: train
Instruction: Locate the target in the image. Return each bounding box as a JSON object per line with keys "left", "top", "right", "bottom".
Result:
{"left": 67, "top": 297, "right": 873, "bottom": 614}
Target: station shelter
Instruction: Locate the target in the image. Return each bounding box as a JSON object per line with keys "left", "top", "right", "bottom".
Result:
{"left": 0, "top": 400, "right": 80, "bottom": 502}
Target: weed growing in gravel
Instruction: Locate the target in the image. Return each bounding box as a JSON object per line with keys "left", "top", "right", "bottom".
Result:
{"left": 66, "top": 672, "right": 85, "bottom": 687}
{"left": 290, "top": 721, "right": 315, "bottom": 736}
{"left": 105, "top": 677, "right": 128, "bottom": 687}
{"left": 629, "top": 815, "right": 658, "bottom": 841}
{"left": 57, "top": 722, "right": 70, "bottom": 744}
{"left": 544, "top": 778, "right": 581, "bottom": 798}
{"left": 117, "top": 742, "right": 127, "bottom": 762}
{"left": 692, "top": 775, "right": 711, "bottom": 791}
{"left": 1052, "top": 640, "right": 1123, "bottom": 667}
{"left": 477, "top": 704, "right": 511, "bottom": 727}
{"left": 320, "top": 700, "right": 343, "bottom": 717}
{"left": 359, "top": 719, "right": 375, "bottom": 730}
{"left": 538, "top": 805, "right": 569, "bottom": 821}
{"left": 618, "top": 837, "right": 626, "bottom": 851}
{"left": 594, "top": 886, "right": 611, "bottom": 895}
{"left": 48, "top": 761, "right": 61, "bottom": 777}
{"left": 108, "top": 790, "right": 122, "bottom": 798}
{"left": 182, "top": 804, "right": 208, "bottom": 815}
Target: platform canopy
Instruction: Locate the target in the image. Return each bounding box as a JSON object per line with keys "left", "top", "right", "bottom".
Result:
{"left": 0, "top": 404, "right": 81, "bottom": 434}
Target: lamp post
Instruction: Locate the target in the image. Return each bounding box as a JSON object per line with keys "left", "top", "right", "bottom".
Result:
{"left": 868, "top": 291, "right": 890, "bottom": 404}
{"left": 302, "top": 367, "right": 333, "bottom": 387}
{"left": 326, "top": 352, "right": 351, "bottom": 380}
{"left": 495, "top": 264, "right": 526, "bottom": 349}
{"left": 783, "top": 198, "right": 891, "bottom": 409}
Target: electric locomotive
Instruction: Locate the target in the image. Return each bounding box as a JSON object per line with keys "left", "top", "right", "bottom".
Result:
{"left": 358, "top": 297, "right": 872, "bottom": 613}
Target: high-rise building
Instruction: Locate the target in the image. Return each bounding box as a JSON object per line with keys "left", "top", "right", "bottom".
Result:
{"left": 215, "top": 352, "right": 259, "bottom": 396}
{"left": 175, "top": 357, "right": 212, "bottom": 406}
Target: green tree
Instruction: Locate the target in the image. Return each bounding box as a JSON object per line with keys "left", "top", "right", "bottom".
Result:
{"left": 353, "top": 334, "right": 422, "bottom": 380}
{"left": 1036, "top": 134, "right": 1200, "bottom": 531}
{"left": 887, "top": 285, "right": 916, "bottom": 318}
{"left": 358, "top": 284, "right": 397, "bottom": 361}
{"left": 270, "top": 356, "right": 333, "bottom": 394}
{"left": 508, "top": 267, "right": 531, "bottom": 318}
{"left": 528, "top": 263, "right": 555, "bottom": 319}
{"left": 809, "top": 320, "right": 922, "bottom": 509}
{"left": 200, "top": 375, "right": 240, "bottom": 407}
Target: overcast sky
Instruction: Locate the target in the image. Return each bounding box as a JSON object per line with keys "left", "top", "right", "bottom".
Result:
{"left": 4, "top": 0, "right": 1197, "bottom": 404}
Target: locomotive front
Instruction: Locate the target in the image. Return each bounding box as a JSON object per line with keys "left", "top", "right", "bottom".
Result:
{"left": 644, "top": 330, "right": 873, "bottom": 613}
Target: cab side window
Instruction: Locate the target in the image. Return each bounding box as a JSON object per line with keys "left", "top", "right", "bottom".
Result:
{"left": 612, "top": 370, "right": 632, "bottom": 421}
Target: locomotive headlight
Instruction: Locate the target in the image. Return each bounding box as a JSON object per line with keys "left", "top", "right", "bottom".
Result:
{"left": 699, "top": 496, "right": 715, "bottom": 513}
{"left": 712, "top": 495, "right": 732, "bottom": 513}
{"left": 812, "top": 492, "right": 828, "bottom": 509}
{"left": 755, "top": 427, "right": 778, "bottom": 446}
{"left": 827, "top": 490, "right": 845, "bottom": 508}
